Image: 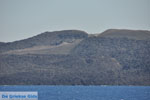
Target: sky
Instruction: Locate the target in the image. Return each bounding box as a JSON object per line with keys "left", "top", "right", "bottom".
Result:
{"left": 0, "top": 0, "right": 150, "bottom": 42}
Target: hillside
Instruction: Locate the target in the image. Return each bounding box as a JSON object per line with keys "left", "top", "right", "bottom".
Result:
{"left": 0, "top": 30, "right": 88, "bottom": 53}
{"left": 0, "top": 29, "right": 150, "bottom": 85}
{"left": 99, "top": 29, "right": 150, "bottom": 40}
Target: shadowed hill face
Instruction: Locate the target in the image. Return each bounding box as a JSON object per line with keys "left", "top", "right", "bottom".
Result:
{"left": 99, "top": 29, "right": 150, "bottom": 40}
{"left": 0, "top": 54, "right": 122, "bottom": 85}
{"left": 71, "top": 35, "right": 150, "bottom": 84}
{"left": 72, "top": 36, "right": 150, "bottom": 69}
{"left": 0, "top": 42, "right": 5, "bottom": 46}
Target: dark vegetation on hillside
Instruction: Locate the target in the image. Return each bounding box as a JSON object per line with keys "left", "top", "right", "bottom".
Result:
{"left": 0, "top": 29, "right": 150, "bottom": 85}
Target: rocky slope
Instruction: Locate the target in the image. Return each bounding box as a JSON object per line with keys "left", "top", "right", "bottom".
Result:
{"left": 0, "top": 29, "right": 150, "bottom": 85}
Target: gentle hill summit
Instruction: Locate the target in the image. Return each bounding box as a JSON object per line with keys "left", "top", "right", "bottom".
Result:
{"left": 99, "top": 29, "right": 150, "bottom": 40}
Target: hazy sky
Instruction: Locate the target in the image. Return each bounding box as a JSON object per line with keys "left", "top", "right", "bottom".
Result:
{"left": 0, "top": 0, "right": 150, "bottom": 42}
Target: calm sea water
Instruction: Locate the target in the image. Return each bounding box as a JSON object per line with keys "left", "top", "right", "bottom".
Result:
{"left": 0, "top": 86, "right": 150, "bottom": 100}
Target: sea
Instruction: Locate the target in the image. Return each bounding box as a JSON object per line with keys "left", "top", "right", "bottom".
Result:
{"left": 0, "top": 85, "right": 150, "bottom": 100}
